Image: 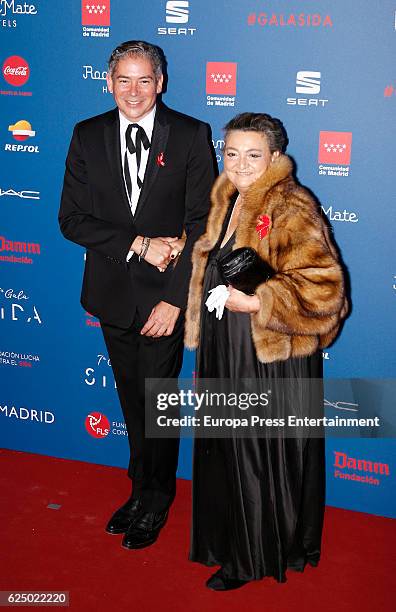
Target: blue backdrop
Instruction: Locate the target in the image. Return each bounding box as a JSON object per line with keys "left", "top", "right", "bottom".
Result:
{"left": 0, "top": 0, "right": 395, "bottom": 518}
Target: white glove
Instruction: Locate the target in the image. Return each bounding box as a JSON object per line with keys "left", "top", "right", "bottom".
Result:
{"left": 205, "top": 285, "right": 230, "bottom": 320}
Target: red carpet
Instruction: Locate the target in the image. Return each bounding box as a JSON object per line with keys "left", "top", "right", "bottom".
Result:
{"left": 0, "top": 449, "right": 394, "bottom": 611}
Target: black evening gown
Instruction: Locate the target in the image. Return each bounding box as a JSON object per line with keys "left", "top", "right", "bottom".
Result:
{"left": 190, "top": 209, "right": 325, "bottom": 583}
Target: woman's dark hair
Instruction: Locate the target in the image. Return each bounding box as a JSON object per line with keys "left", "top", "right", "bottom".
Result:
{"left": 224, "top": 113, "right": 288, "bottom": 153}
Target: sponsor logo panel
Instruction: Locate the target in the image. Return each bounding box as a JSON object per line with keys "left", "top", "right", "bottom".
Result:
{"left": 286, "top": 70, "right": 329, "bottom": 108}
{"left": 85, "top": 312, "right": 101, "bottom": 328}
{"left": 167, "top": 1, "right": 189, "bottom": 22}
{"left": 85, "top": 411, "right": 110, "bottom": 438}
{"left": 84, "top": 353, "right": 116, "bottom": 389}
{"left": 82, "top": 1, "right": 110, "bottom": 38}
{"left": 333, "top": 451, "right": 390, "bottom": 487}
{"left": 4, "top": 119, "right": 39, "bottom": 153}
{"left": 0, "top": 188, "right": 40, "bottom": 200}
{"left": 8, "top": 119, "right": 35, "bottom": 140}
{"left": 321, "top": 203, "right": 358, "bottom": 223}
{"left": 3, "top": 55, "right": 29, "bottom": 85}
{"left": 82, "top": 65, "right": 109, "bottom": 95}
{"left": 206, "top": 62, "right": 237, "bottom": 108}
{"left": 296, "top": 70, "right": 321, "bottom": 94}
{"left": 212, "top": 136, "right": 224, "bottom": 164}
{"left": 0, "top": 403, "right": 55, "bottom": 424}
{"left": 318, "top": 131, "right": 352, "bottom": 177}
{"left": 384, "top": 84, "right": 396, "bottom": 98}
{"left": 158, "top": 1, "right": 196, "bottom": 36}
{"left": 0, "top": 348, "right": 40, "bottom": 367}
{"left": 0, "top": 1, "right": 37, "bottom": 28}
{"left": 1, "top": 55, "right": 32, "bottom": 96}
{"left": 0, "top": 287, "right": 43, "bottom": 325}
{"left": 247, "top": 12, "right": 333, "bottom": 27}
{"left": 85, "top": 411, "right": 127, "bottom": 439}
{"left": 0, "top": 235, "right": 41, "bottom": 264}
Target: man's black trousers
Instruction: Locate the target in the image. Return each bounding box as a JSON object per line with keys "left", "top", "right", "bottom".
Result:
{"left": 101, "top": 312, "right": 184, "bottom": 513}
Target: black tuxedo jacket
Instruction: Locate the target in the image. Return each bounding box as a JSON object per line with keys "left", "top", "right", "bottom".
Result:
{"left": 59, "top": 103, "right": 216, "bottom": 327}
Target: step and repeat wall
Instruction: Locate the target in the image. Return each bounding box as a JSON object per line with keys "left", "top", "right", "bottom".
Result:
{"left": 1, "top": 1, "right": 395, "bottom": 518}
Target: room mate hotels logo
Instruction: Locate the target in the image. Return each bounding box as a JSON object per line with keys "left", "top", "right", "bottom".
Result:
{"left": 82, "top": 1, "right": 110, "bottom": 38}
{"left": 0, "top": 1, "right": 38, "bottom": 28}
{"left": 318, "top": 131, "right": 352, "bottom": 177}
{"left": 206, "top": 62, "right": 237, "bottom": 107}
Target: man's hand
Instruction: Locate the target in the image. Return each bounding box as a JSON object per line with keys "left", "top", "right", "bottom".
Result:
{"left": 130, "top": 236, "right": 180, "bottom": 271}
{"left": 140, "top": 301, "right": 181, "bottom": 337}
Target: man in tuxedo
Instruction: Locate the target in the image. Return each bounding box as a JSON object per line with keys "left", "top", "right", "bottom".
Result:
{"left": 59, "top": 41, "right": 215, "bottom": 549}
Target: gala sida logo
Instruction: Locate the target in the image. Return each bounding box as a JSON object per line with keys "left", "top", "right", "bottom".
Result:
{"left": 318, "top": 131, "right": 352, "bottom": 166}
{"left": 247, "top": 12, "right": 333, "bottom": 28}
{"left": 206, "top": 62, "right": 237, "bottom": 96}
{"left": 82, "top": 1, "right": 110, "bottom": 26}
{"left": 2, "top": 55, "right": 29, "bottom": 86}
{"left": 85, "top": 411, "right": 110, "bottom": 438}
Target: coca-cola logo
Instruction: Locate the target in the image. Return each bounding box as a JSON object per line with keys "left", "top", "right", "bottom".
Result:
{"left": 2, "top": 55, "right": 30, "bottom": 87}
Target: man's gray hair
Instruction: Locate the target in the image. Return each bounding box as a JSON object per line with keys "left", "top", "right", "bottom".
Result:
{"left": 108, "top": 40, "right": 164, "bottom": 79}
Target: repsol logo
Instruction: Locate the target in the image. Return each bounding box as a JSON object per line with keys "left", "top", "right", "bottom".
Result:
{"left": 0, "top": 235, "right": 40, "bottom": 254}
{"left": 4, "top": 143, "right": 39, "bottom": 153}
{"left": 334, "top": 451, "right": 390, "bottom": 475}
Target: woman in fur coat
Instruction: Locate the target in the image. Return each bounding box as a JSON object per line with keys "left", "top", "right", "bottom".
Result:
{"left": 184, "top": 113, "right": 347, "bottom": 591}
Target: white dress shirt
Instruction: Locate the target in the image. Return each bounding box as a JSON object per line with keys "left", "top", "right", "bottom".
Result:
{"left": 119, "top": 106, "right": 156, "bottom": 215}
{"left": 119, "top": 106, "right": 156, "bottom": 262}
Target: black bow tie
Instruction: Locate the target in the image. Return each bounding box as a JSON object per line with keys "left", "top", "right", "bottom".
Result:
{"left": 123, "top": 123, "right": 150, "bottom": 200}
{"left": 125, "top": 123, "right": 150, "bottom": 187}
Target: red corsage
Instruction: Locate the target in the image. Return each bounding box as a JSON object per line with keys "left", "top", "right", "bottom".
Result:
{"left": 256, "top": 214, "right": 270, "bottom": 239}
{"left": 156, "top": 151, "right": 165, "bottom": 167}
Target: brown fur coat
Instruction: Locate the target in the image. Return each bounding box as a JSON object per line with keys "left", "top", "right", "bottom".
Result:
{"left": 184, "top": 155, "right": 348, "bottom": 363}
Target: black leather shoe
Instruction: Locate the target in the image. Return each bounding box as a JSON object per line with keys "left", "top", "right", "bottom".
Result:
{"left": 105, "top": 498, "right": 142, "bottom": 535}
{"left": 206, "top": 568, "right": 249, "bottom": 591}
{"left": 121, "top": 509, "right": 168, "bottom": 549}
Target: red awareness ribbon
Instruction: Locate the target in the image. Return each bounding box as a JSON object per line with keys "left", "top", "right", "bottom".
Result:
{"left": 256, "top": 214, "right": 270, "bottom": 239}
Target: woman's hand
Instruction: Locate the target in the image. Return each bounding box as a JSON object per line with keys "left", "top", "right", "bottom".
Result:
{"left": 155, "top": 235, "right": 186, "bottom": 271}
{"left": 225, "top": 287, "right": 260, "bottom": 314}
{"left": 165, "top": 235, "right": 186, "bottom": 260}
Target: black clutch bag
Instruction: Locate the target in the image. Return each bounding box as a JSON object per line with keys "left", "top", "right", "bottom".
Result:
{"left": 218, "top": 247, "right": 274, "bottom": 295}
